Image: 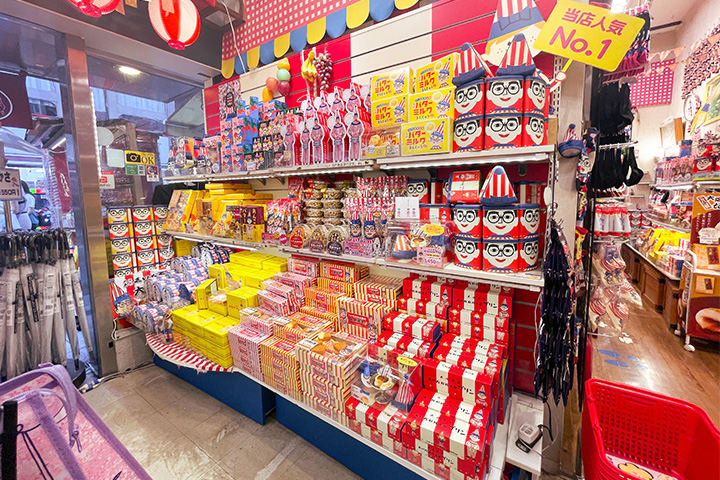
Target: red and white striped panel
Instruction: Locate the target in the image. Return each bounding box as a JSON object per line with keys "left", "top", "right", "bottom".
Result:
{"left": 145, "top": 333, "right": 234, "bottom": 373}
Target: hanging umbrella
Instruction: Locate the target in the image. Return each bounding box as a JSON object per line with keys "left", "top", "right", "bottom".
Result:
{"left": 58, "top": 231, "right": 80, "bottom": 367}
{"left": 68, "top": 234, "right": 93, "bottom": 362}
{"left": 46, "top": 233, "right": 67, "bottom": 366}
{"left": 2, "top": 236, "right": 22, "bottom": 378}
{"left": 19, "top": 233, "right": 42, "bottom": 369}
{"left": 32, "top": 234, "right": 52, "bottom": 365}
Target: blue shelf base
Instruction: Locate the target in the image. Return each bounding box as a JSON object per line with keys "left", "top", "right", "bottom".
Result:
{"left": 154, "top": 356, "right": 275, "bottom": 425}
{"left": 275, "top": 395, "right": 424, "bottom": 480}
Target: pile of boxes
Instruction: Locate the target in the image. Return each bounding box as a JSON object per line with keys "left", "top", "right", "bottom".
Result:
{"left": 107, "top": 205, "right": 172, "bottom": 277}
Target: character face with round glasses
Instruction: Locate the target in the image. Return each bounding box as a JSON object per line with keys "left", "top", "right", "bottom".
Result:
{"left": 484, "top": 208, "right": 517, "bottom": 237}
{"left": 483, "top": 242, "right": 517, "bottom": 270}
{"left": 455, "top": 83, "right": 484, "bottom": 116}
{"left": 454, "top": 208, "right": 481, "bottom": 235}
{"left": 454, "top": 119, "right": 483, "bottom": 149}
{"left": 487, "top": 79, "right": 522, "bottom": 108}
{"left": 486, "top": 116, "right": 522, "bottom": 145}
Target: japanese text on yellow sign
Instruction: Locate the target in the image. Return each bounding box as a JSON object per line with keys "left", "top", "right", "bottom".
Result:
{"left": 534, "top": 0, "right": 645, "bottom": 71}
{"left": 125, "top": 150, "right": 156, "bottom": 166}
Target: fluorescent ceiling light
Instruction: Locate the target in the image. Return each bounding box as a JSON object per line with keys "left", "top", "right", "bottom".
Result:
{"left": 118, "top": 65, "right": 142, "bottom": 76}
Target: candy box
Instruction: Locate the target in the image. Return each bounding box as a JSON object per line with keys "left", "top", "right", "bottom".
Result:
{"left": 134, "top": 235, "right": 156, "bottom": 251}
{"left": 317, "top": 277, "right": 355, "bottom": 296}
{"left": 401, "top": 119, "right": 453, "bottom": 156}
{"left": 134, "top": 221, "right": 155, "bottom": 237}
{"left": 523, "top": 76, "right": 549, "bottom": 116}
{"left": 481, "top": 205, "right": 519, "bottom": 239}
{"left": 481, "top": 239, "right": 518, "bottom": 273}
{"left": 485, "top": 111, "right": 523, "bottom": 149}
{"left": 106, "top": 207, "right": 130, "bottom": 224}
{"left": 413, "top": 389, "right": 492, "bottom": 431}
{"left": 454, "top": 237, "right": 483, "bottom": 270}
{"left": 522, "top": 113, "right": 547, "bottom": 147}
{"left": 431, "top": 346, "right": 502, "bottom": 378}
{"left": 437, "top": 335, "right": 506, "bottom": 360}
{"left": 320, "top": 260, "right": 369, "bottom": 283}
{"left": 370, "top": 66, "right": 413, "bottom": 102}
{"left": 371, "top": 94, "right": 408, "bottom": 128}
{"left": 454, "top": 205, "right": 483, "bottom": 238}
{"left": 409, "top": 87, "right": 456, "bottom": 122}
{"left": 353, "top": 276, "right": 403, "bottom": 309}
{"left": 484, "top": 75, "right": 524, "bottom": 114}
{"left": 397, "top": 296, "right": 449, "bottom": 323}
{"left": 451, "top": 284, "right": 514, "bottom": 315}
{"left": 415, "top": 53, "right": 459, "bottom": 93}
{"left": 382, "top": 312, "right": 442, "bottom": 342}
{"left": 108, "top": 222, "right": 133, "bottom": 240}
{"left": 449, "top": 170, "right": 481, "bottom": 204}
{"left": 454, "top": 78, "right": 486, "bottom": 120}
{"left": 420, "top": 205, "right": 453, "bottom": 223}
{"left": 112, "top": 253, "right": 135, "bottom": 271}
{"left": 376, "top": 331, "right": 435, "bottom": 358}
{"left": 422, "top": 359, "right": 495, "bottom": 408}
{"left": 337, "top": 297, "right": 392, "bottom": 340}
{"left": 453, "top": 115, "right": 484, "bottom": 152}
{"left": 295, "top": 332, "right": 367, "bottom": 387}
{"left": 110, "top": 238, "right": 134, "bottom": 255}
{"left": 131, "top": 206, "right": 154, "bottom": 223}
{"left": 288, "top": 255, "right": 321, "bottom": 278}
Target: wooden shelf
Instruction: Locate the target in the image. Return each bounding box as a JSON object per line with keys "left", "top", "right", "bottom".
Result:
{"left": 625, "top": 243, "right": 681, "bottom": 282}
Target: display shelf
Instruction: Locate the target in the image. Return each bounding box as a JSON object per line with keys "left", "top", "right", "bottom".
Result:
{"left": 377, "top": 145, "right": 555, "bottom": 170}
{"left": 651, "top": 182, "right": 694, "bottom": 190}
{"left": 166, "top": 231, "right": 262, "bottom": 250}
{"left": 279, "top": 246, "right": 377, "bottom": 265}
{"left": 625, "top": 243, "right": 681, "bottom": 282}
{"left": 273, "top": 160, "right": 377, "bottom": 176}
{"left": 376, "top": 259, "right": 544, "bottom": 291}
{"left": 505, "top": 393, "right": 544, "bottom": 476}
{"left": 164, "top": 169, "right": 276, "bottom": 184}
{"left": 644, "top": 215, "right": 691, "bottom": 234}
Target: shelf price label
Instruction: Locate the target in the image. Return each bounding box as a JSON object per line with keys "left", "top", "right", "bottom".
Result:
{"left": 0, "top": 168, "right": 22, "bottom": 201}
{"left": 125, "top": 150, "right": 156, "bottom": 166}
{"left": 534, "top": 0, "right": 645, "bottom": 71}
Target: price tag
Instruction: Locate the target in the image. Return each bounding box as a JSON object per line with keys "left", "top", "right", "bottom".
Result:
{"left": 534, "top": 0, "right": 645, "bottom": 71}
{"left": 0, "top": 168, "right": 22, "bottom": 201}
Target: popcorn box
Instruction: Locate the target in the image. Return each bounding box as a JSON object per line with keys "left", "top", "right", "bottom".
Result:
{"left": 376, "top": 331, "right": 435, "bottom": 358}
{"left": 106, "top": 207, "right": 130, "bottom": 224}
{"left": 382, "top": 312, "right": 442, "bottom": 342}
{"left": 337, "top": 297, "right": 392, "bottom": 341}
{"left": 320, "top": 260, "right": 369, "bottom": 283}
{"left": 317, "top": 277, "right": 355, "bottom": 296}
{"left": 403, "top": 404, "right": 486, "bottom": 462}
{"left": 371, "top": 94, "right": 408, "bottom": 128}
{"left": 108, "top": 222, "right": 133, "bottom": 240}
{"left": 449, "top": 170, "right": 481, "bottom": 204}
{"left": 353, "top": 276, "right": 403, "bottom": 309}
{"left": 401, "top": 119, "right": 453, "bottom": 156}
{"left": 409, "top": 87, "right": 456, "bottom": 122}
{"left": 370, "top": 66, "right": 413, "bottom": 102}
{"left": 414, "top": 389, "right": 493, "bottom": 431}
{"left": 422, "top": 359, "right": 495, "bottom": 408}
{"left": 415, "top": 53, "right": 459, "bottom": 93}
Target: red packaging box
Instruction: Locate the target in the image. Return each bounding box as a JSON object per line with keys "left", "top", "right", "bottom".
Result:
{"left": 485, "top": 76, "right": 524, "bottom": 114}
{"left": 382, "top": 312, "right": 443, "bottom": 342}
{"left": 344, "top": 398, "right": 407, "bottom": 442}
{"left": 438, "top": 335, "right": 507, "bottom": 359}
{"left": 368, "top": 343, "right": 422, "bottom": 370}
{"left": 485, "top": 111, "right": 523, "bottom": 149}
{"left": 288, "top": 255, "right": 321, "bottom": 278}
{"left": 320, "top": 259, "right": 369, "bottom": 283}
{"left": 431, "top": 346, "right": 501, "bottom": 378}
{"left": 414, "top": 388, "right": 492, "bottom": 431}
{"left": 134, "top": 221, "right": 155, "bottom": 237}
{"left": 420, "top": 206, "right": 453, "bottom": 224}
{"left": 450, "top": 284, "right": 513, "bottom": 316}
{"left": 108, "top": 222, "right": 133, "bottom": 240}
{"left": 419, "top": 279, "right": 454, "bottom": 304}
{"left": 131, "top": 206, "right": 154, "bottom": 223}
{"left": 376, "top": 331, "right": 435, "bottom": 358}
{"left": 449, "top": 170, "right": 481, "bottom": 204}
{"left": 481, "top": 205, "right": 519, "bottom": 240}
{"left": 403, "top": 404, "right": 486, "bottom": 462}
{"left": 354, "top": 276, "right": 403, "bottom": 309}
{"left": 422, "top": 359, "right": 495, "bottom": 408}
{"left": 397, "top": 297, "right": 449, "bottom": 323}
{"left": 316, "top": 277, "right": 355, "bottom": 296}
{"left": 522, "top": 113, "right": 547, "bottom": 147}
{"left": 410, "top": 440, "right": 481, "bottom": 478}
{"left": 446, "top": 308, "right": 509, "bottom": 344}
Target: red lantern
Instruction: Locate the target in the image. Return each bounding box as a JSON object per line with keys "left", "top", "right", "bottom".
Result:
{"left": 67, "top": 0, "right": 120, "bottom": 17}
{"left": 148, "top": 0, "right": 201, "bottom": 50}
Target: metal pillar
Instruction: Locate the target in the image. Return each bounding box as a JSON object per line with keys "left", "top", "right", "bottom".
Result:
{"left": 62, "top": 34, "right": 118, "bottom": 376}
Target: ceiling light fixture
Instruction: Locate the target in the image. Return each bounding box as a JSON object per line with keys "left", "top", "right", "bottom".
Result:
{"left": 118, "top": 65, "right": 142, "bottom": 76}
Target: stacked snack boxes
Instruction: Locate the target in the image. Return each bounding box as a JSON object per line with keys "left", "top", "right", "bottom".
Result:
{"left": 108, "top": 205, "right": 175, "bottom": 276}
{"left": 170, "top": 306, "right": 240, "bottom": 368}
{"left": 228, "top": 325, "right": 269, "bottom": 380}
{"left": 260, "top": 336, "right": 303, "bottom": 400}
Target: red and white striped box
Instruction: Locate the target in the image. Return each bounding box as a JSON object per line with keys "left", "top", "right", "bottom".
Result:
{"left": 262, "top": 279, "right": 299, "bottom": 309}
{"left": 344, "top": 398, "right": 407, "bottom": 442}
{"left": 288, "top": 255, "right": 321, "bottom": 278}
{"left": 228, "top": 325, "right": 269, "bottom": 376}
{"left": 412, "top": 279, "right": 454, "bottom": 304}
{"left": 257, "top": 290, "right": 294, "bottom": 317}
{"left": 450, "top": 284, "right": 514, "bottom": 316}
{"left": 408, "top": 439, "right": 481, "bottom": 479}
{"left": 402, "top": 275, "right": 427, "bottom": 299}
{"left": 382, "top": 312, "right": 443, "bottom": 342}
{"left": 337, "top": 297, "right": 392, "bottom": 340}
{"left": 275, "top": 272, "right": 317, "bottom": 303}
{"left": 446, "top": 308, "right": 509, "bottom": 344}
{"left": 305, "top": 395, "right": 345, "bottom": 424}
{"left": 383, "top": 435, "right": 407, "bottom": 459}
{"left": 414, "top": 389, "right": 492, "bottom": 432}
{"left": 320, "top": 259, "right": 369, "bottom": 283}
{"left": 317, "top": 277, "right": 355, "bottom": 296}
{"left": 295, "top": 333, "right": 367, "bottom": 387}
{"left": 397, "top": 297, "right": 449, "bottom": 324}
{"left": 376, "top": 331, "right": 435, "bottom": 358}
{"left": 403, "top": 404, "right": 486, "bottom": 462}
{"left": 422, "top": 359, "right": 495, "bottom": 408}
{"left": 305, "top": 287, "right": 347, "bottom": 315}
{"left": 354, "top": 276, "right": 403, "bottom": 309}
{"left": 437, "top": 335, "right": 507, "bottom": 359}
{"left": 368, "top": 343, "right": 422, "bottom": 370}
{"left": 301, "top": 370, "right": 355, "bottom": 410}
{"left": 431, "top": 346, "right": 502, "bottom": 380}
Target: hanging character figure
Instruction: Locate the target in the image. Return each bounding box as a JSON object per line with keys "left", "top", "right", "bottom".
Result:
{"left": 330, "top": 87, "right": 345, "bottom": 115}
{"left": 346, "top": 108, "right": 364, "bottom": 161}
{"left": 329, "top": 112, "right": 346, "bottom": 163}
{"left": 282, "top": 123, "right": 297, "bottom": 165}
{"left": 299, "top": 121, "right": 312, "bottom": 165}
{"left": 345, "top": 84, "right": 362, "bottom": 112}
{"left": 310, "top": 116, "right": 326, "bottom": 164}
{"left": 429, "top": 121, "right": 446, "bottom": 151}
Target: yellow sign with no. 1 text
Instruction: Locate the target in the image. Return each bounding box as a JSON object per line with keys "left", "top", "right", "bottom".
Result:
{"left": 534, "top": 0, "right": 645, "bottom": 72}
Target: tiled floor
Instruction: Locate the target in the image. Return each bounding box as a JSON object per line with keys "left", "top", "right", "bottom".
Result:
{"left": 83, "top": 365, "right": 361, "bottom": 480}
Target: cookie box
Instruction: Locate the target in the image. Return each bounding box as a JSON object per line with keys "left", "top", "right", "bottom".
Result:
{"left": 482, "top": 238, "right": 538, "bottom": 273}
{"left": 454, "top": 237, "right": 482, "bottom": 270}
{"left": 484, "top": 75, "right": 524, "bottom": 114}
{"left": 370, "top": 66, "right": 413, "bottom": 102}
{"left": 415, "top": 53, "right": 459, "bottom": 93}
{"left": 134, "top": 235, "right": 156, "bottom": 251}
{"left": 407, "top": 179, "right": 430, "bottom": 204}
{"left": 422, "top": 359, "right": 495, "bottom": 408}
{"left": 454, "top": 78, "right": 485, "bottom": 120}
{"left": 409, "top": 87, "right": 455, "bottom": 122}
{"left": 522, "top": 113, "right": 547, "bottom": 147}
{"left": 449, "top": 170, "right": 481, "bottom": 204}
{"left": 453, "top": 115, "right": 484, "bottom": 152}
{"left": 484, "top": 111, "right": 523, "bottom": 149}
{"left": 376, "top": 331, "right": 435, "bottom": 358}
{"left": 401, "top": 119, "right": 453, "bottom": 156}
{"left": 454, "top": 205, "right": 483, "bottom": 238}
{"left": 134, "top": 221, "right": 155, "bottom": 237}
{"left": 450, "top": 284, "right": 514, "bottom": 315}
{"left": 382, "top": 312, "right": 442, "bottom": 342}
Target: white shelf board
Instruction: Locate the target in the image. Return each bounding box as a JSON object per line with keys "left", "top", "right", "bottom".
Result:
{"left": 166, "top": 231, "right": 262, "bottom": 250}
{"left": 376, "top": 259, "right": 544, "bottom": 291}
{"left": 279, "top": 247, "right": 377, "bottom": 265}
{"left": 273, "top": 160, "right": 377, "bottom": 176}
{"left": 651, "top": 182, "right": 694, "bottom": 190}
{"left": 505, "top": 393, "right": 544, "bottom": 476}
{"left": 377, "top": 145, "right": 555, "bottom": 170}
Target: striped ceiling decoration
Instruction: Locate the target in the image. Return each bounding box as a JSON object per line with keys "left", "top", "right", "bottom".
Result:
{"left": 220, "top": 0, "right": 422, "bottom": 77}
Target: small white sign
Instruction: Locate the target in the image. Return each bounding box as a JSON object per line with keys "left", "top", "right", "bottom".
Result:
{"left": 99, "top": 170, "right": 115, "bottom": 189}
{"left": 0, "top": 168, "right": 22, "bottom": 201}
{"left": 395, "top": 196, "right": 420, "bottom": 220}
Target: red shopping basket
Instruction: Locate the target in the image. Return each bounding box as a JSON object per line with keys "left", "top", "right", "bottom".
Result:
{"left": 582, "top": 379, "right": 720, "bottom": 480}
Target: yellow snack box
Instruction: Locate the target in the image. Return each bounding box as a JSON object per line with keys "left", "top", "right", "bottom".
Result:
{"left": 370, "top": 66, "right": 413, "bottom": 102}
{"left": 208, "top": 292, "right": 228, "bottom": 316}
{"left": 363, "top": 131, "right": 401, "bottom": 159}
{"left": 371, "top": 94, "right": 408, "bottom": 129}
{"left": 174, "top": 239, "right": 194, "bottom": 257}
{"left": 409, "top": 87, "right": 456, "bottom": 122}
{"left": 195, "top": 279, "right": 218, "bottom": 310}
{"left": 206, "top": 182, "right": 253, "bottom": 191}
{"left": 243, "top": 270, "right": 276, "bottom": 289}
{"left": 401, "top": 119, "right": 454, "bottom": 156}
{"left": 414, "top": 53, "right": 459, "bottom": 93}
{"left": 227, "top": 286, "right": 260, "bottom": 317}
{"left": 262, "top": 257, "right": 288, "bottom": 274}
{"left": 242, "top": 224, "right": 265, "bottom": 243}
